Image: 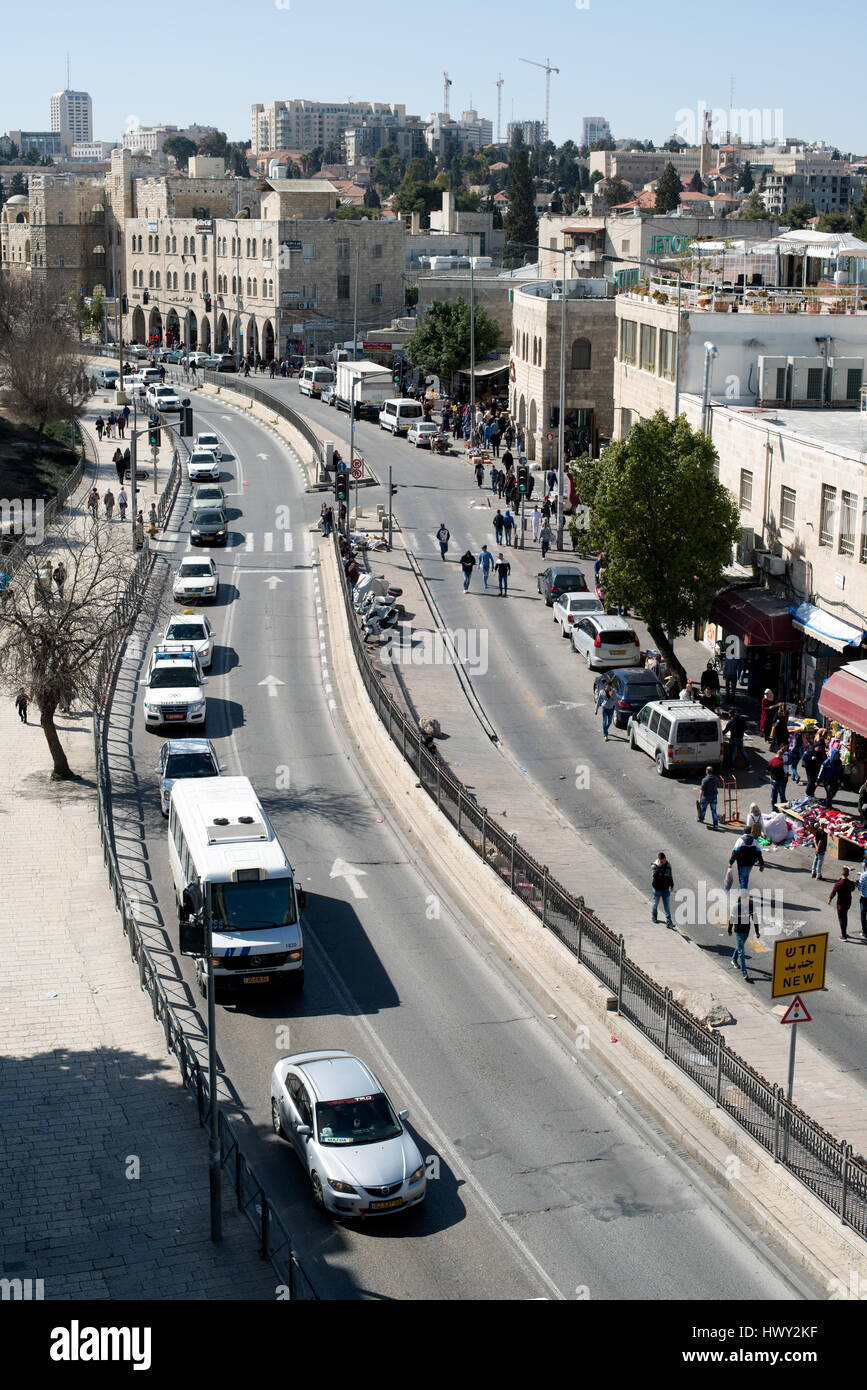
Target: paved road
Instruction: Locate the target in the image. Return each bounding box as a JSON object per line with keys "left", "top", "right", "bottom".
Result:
{"left": 107, "top": 388, "right": 817, "bottom": 1300}
{"left": 255, "top": 378, "right": 867, "bottom": 1098}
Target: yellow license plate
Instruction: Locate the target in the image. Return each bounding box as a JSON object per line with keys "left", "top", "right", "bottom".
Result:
{"left": 370, "top": 1197, "right": 404, "bottom": 1211}
{"left": 676, "top": 748, "right": 694, "bottom": 756}
{"left": 609, "top": 649, "right": 626, "bottom": 656}
{"left": 243, "top": 974, "right": 270, "bottom": 984}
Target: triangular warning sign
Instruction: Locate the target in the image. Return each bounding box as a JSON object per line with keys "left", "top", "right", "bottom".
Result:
{"left": 780, "top": 995, "right": 812, "bottom": 1024}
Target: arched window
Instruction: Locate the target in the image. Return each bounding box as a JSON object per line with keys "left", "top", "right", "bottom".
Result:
{"left": 252, "top": 239, "right": 256, "bottom": 258}
{"left": 571, "top": 337, "right": 591, "bottom": 370}
{"left": 184, "top": 271, "right": 189, "bottom": 291}
{"left": 155, "top": 271, "right": 160, "bottom": 288}
{"left": 154, "top": 236, "right": 159, "bottom": 253}
{"left": 137, "top": 235, "right": 143, "bottom": 252}
{"left": 131, "top": 234, "right": 136, "bottom": 252}
{"left": 148, "top": 269, "right": 154, "bottom": 288}
{"left": 183, "top": 235, "right": 188, "bottom": 254}
{"left": 246, "top": 277, "right": 252, "bottom": 296}
{"left": 201, "top": 271, "right": 208, "bottom": 293}
{"left": 253, "top": 278, "right": 257, "bottom": 297}
{"left": 190, "top": 273, "right": 196, "bottom": 291}
{"left": 537, "top": 337, "right": 543, "bottom": 366}
{"left": 148, "top": 235, "right": 153, "bottom": 253}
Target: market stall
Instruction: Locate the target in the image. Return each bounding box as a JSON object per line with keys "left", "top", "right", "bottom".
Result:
{"left": 779, "top": 796, "right": 867, "bottom": 863}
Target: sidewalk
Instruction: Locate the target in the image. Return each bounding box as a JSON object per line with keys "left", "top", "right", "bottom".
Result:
{"left": 0, "top": 401, "right": 277, "bottom": 1300}
{"left": 348, "top": 523, "right": 867, "bottom": 1156}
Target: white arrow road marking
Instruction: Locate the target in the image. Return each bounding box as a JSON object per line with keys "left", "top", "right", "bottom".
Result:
{"left": 258, "top": 675, "right": 285, "bottom": 698}
{"left": 263, "top": 532, "right": 273, "bottom": 552}
{"left": 329, "top": 859, "right": 368, "bottom": 899}
{"left": 542, "top": 700, "right": 586, "bottom": 711}
{"left": 263, "top": 575, "right": 283, "bottom": 590}
{"left": 257, "top": 452, "right": 269, "bottom": 460}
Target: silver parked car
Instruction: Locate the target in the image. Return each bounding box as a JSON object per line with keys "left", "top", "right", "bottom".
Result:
{"left": 155, "top": 737, "right": 224, "bottom": 816}
{"left": 270, "top": 1050, "right": 427, "bottom": 1217}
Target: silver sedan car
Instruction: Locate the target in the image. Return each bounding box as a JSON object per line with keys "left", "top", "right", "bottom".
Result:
{"left": 270, "top": 1050, "right": 427, "bottom": 1217}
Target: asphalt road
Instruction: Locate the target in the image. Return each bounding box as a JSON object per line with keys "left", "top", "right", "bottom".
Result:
{"left": 106, "top": 387, "right": 818, "bottom": 1301}
{"left": 256, "top": 378, "right": 867, "bottom": 1100}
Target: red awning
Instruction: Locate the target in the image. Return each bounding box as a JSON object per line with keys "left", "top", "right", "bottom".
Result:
{"left": 818, "top": 670, "right": 867, "bottom": 737}
{"left": 708, "top": 587, "right": 802, "bottom": 651}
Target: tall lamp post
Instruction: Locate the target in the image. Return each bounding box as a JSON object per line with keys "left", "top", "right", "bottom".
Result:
{"left": 602, "top": 253, "right": 683, "bottom": 419}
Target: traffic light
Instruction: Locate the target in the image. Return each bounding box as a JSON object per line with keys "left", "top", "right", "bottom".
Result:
{"left": 121, "top": 293, "right": 128, "bottom": 314}
{"left": 334, "top": 474, "right": 348, "bottom": 503}
{"left": 148, "top": 425, "right": 161, "bottom": 448}
{"left": 179, "top": 403, "right": 193, "bottom": 437}
{"left": 142, "top": 289, "right": 149, "bottom": 305}
{"left": 549, "top": 404, "right": 560, "bottom": 429}
{"left": 390, "top": 481, "right": 398, "bottom": 498}
{"left": 203, "top": 293, "right": 211, "bottom": 312}
{"left": 516, "top": 464, "right": 529, "bottom": 495}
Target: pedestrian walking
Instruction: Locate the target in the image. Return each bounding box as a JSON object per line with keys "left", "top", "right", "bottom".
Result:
{"left": 531, "top": 505, "right": 541, "bottom": 543}
{"left": 818, "top": 748, "right": 843, "bottom": 807}
{"left": 768, "top": 752, "right": 788, "bottom": 811}
{"left": 495, "top": 552, "right": 510, "bottom": 596}
{"left": 107, "top": 411, "right": 117, "bottom": 439}
{"left": 134, "top": 511, "right": 144, "bottom": 549}
{"left": 810, "top": 823, "right": 828, "bottom": 880}
{"left": 117, "top": 411, "right": 125, "bottom": 439}
{"left": 722, "top": 708, "right": 750, "bottom": 770}
{"left": 87, "top": 487, "right": 100, "bottom": 520}
{"left": 503, "top": 509, "right": 514, "bottom": 546}
{"left": 113, "top": 448, "right": 125, "bottom": 486}
{"left": 501, "top": 447, "right": 514, "bottom": 475}
{"left": 436, "top": 522, "right": 450, "bottom": 560}
{"left": 546, "top": 468, "right": 557, "bottom": 492}
{"left": 95, "top": 415, "right": 105, "bottom": 441}
{"left": 596, "top": 681, "right": 617, "bottom": 740}
{"left": 788, "top": 727, "right": 805, "bottom": 784}
{"left": 759, "top": 688, "right": 776, "bottom": 742}
{"left": 493, "top": 510, "right": 504, "bottom": 546}
{"left": 829, "top": 868, "right": 855, "bottom": 939}
{"left": 345, "top": 556, "right": 360, "bottom": 601}
{"left": 539, "top": 522, "right": 553, "bottom": 559}
{"left": 728, "top": 891, "right": 760, "bottom": 982}
{"left": 460, "top": 548, "right": 475, "bottom": 592}
{"left": 14, "top": 688, "right": 28, "bottom": 723}
{"left": 122, "top": 403, "right": 130, "bottom": 431}
{"left": 320, "top": 503, "right": 333, "bottom": 538}
{"left": 52, "top": 561, "right": 66, "bottom": 600}
{"left": 697, "top": 765, "right": 721, "bottom": 829}
{"left": 496, "top": 470, "right": 506, "bottom": 500}
{"left": 474, "top": 461, "right": 484, "bottom": 488}
{"left": 743, "top": 801, "right": 762, "bottom": 839}
{"left": 477, "top": 545, "right": 493, "bottom": 589}
{"left": 858, "top": 777, "right": 867, "bottom": 829}
{"left": 490, "top": 421, "right": 501, "bottom": 457}
{"left": 802, "top": 742, "right": 824, "bottom": 798}
{"left": 722, "top": 652, "right": 739, "bottom": 704}
{"left": 857, "top": 862, "right": 867, "bottom": 939}
{"left": 489, "top": 464, "right": 498, "bottom": 494}
{"left": 729, "top": 834, "right": 765, "bottom": 892}
{"left": 117, "top": 488, "right": 128, "bottom": 522}
{"left": 769, "top": 705, "right": 789, "bottom": 751}
{"left": 650, "top": 853, "right": 674, "bottom": 925}
{"left": 103, "top": 488, "right": 115, "bottom": 521}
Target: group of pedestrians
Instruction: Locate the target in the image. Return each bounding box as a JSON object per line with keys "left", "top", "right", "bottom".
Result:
{"left": 94, "top": 408, "right": 130, "bottom": 442}
{"left": 458, "top": 545, "right": 510, "bottom": 595}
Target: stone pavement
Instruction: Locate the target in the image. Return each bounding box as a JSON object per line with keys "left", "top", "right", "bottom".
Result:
{"left": 347, "top": 523, "right": 867, "bottom": 1157}
{"left": 0, "top": 399, "right": 277, "bottom": 1300}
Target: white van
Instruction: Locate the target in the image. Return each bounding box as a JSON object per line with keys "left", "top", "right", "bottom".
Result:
{"left": 628, "top": 700, "right": 723, "bottom": 776}
{"left": 379, "top": 398, "right": 424, "bottom": 435}
{"left": 299, "top": 366, "right": 334, "bottom": 397}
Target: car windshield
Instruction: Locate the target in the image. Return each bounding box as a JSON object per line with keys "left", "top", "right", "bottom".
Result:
{"left": 194, "top": 510, "right": 225, "bottom": 525}
{"left": 149, "top": 667, "right": 200, "bottom": 689}
{"left": 195, "top": 490, "right": 222, "bottom": 502}
{"left": 601, "top": 629, "right": 634, "bottom": 645}
{"left": 315, "top": 1094, "right": 402, "bottom": 1147}
{"left": 179, "top": 563, "right": 213, "bottom": 578}
{"left": 197, "top": 437, "right": 218, "bottom": 447}
{"left": 166, "top": 623, "right": 206, "bottom": 641}
{"left": 165, "top": 752, "right": 216, "bottom": 778}
{"left": 191, "top": 453, "right": 215, "bottom": 463}
{"left": 676, "top": 720, "right": 719, "bottom": 744}
{"left": 210, "top": 877, "right": 296, "bottom": 930}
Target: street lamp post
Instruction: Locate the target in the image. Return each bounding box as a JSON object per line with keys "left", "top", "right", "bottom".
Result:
{"left": 349, "top": 374, "right": 359, "bottom": 526}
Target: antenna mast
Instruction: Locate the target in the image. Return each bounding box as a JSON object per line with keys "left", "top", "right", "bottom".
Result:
{"left": 495, "top": 74, "right": 504, "bottom": 145}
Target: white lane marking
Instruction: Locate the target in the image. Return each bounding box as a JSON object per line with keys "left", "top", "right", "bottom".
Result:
{"left": 329, "top": 859, "right": 368, "bottom": 899}
{"left": 283, "top": 532, "right": 293, "bottom": 551}
{"left": 245, "top": 532, "right": 254, "bottom": 552}
{"left": 263, "top": 532, "right": 273, "bottom": 552}
{"left": 258, "top": 675, "right": 284, "bottom": 698}
{"left": 257, "top": 453, "right": 269, "bottom": 460}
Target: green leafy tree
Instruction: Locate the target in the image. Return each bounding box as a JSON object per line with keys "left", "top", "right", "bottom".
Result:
{"left": 371, "top": 142, "right": 404, "bottom": 196}
{"left": 663, "top": 137, "right": 683, "bottom": 152}
{"left": 738, "top": 192, "right": 771, "bottom": 221}
{"left": 785, "top": 201, "right": 815, "bottom": 230}
{"left": 503, "top": 145, "right": 537, "bottom": 262}
{"left": 9, "top": 171, "right": 27, "bottom": 196}
{"left": 162, "top": 135, "right": 197, "bottom": 170}
{"left": 226, "top": 143, "right": 249, "bottom": 177}
{"left": 363, "top": 184, "right": 381, "bottom": 209}
{"left": 196, "top": 130, "right": 229, "bottom": 158}
{"left": 816, "top": 209, "right": 854, "bottom": 233}
{"left": 603, "top": 178, "right": 633, "bottom": 207}
{"left": 655, "top": 162, "right": 683, "bottom": 213}
{"left": 393, "top": 179, "right": 441, "bottom": 227}
{"left": 739, "top": 161, "right": 754, "bottom": 194}
{"left": 569, "top": 412, "right": 739, "bottom": 680}
{"left": 300, "top": 147, "right": 323, "bottom": 177}
{"left": 404, "top": 298, "right": 499, "bottom": 392}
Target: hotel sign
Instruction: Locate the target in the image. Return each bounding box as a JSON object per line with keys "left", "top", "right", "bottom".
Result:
{"left": 648, "top": 234, "right": 691, "bottom": 256}
{"left": 614, "top": 267, "right": 639, "bottom": 292}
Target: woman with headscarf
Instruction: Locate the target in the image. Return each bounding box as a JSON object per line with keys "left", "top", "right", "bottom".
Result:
{"left": 745, "top": 802, "right": 763, "bottom": 839}
{"left": 759, "top": 689, "right": 776, "bottom": 742}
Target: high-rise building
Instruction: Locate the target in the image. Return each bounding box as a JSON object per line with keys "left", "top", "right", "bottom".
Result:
{"left": 50, "top": 90, "right": 92, "bottom": 144}
{"left": 251, "top": 100, "right": 406, "bottom": 156}
{"left": 582, "top": 116, "right": 612, "bottom": 148}
{"left": 507, "top": 120, "right": 544, "bottom": 149}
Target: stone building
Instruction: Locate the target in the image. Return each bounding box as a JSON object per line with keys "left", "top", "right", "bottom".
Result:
{"left": 1, "top": 172, "right": 113, "bottom": 300}
{"left": 510, "top": 278, "right": 616, "bottom": 463}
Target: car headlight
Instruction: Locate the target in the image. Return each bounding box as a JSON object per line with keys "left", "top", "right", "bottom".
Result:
{"left": 327, "top": 1179, "right": 358, "bottom": 1194}
{"left": 288, "top": 949, "right": 303, "bottom": 962}
{"left": 189, "top": 699, "right": 205, "bottom": 714}
{"left": 215, "top": 530, "right": 226, "bottom": 538}
{"left": 408, "top": 1165, "right": 425, "bottom": 1185}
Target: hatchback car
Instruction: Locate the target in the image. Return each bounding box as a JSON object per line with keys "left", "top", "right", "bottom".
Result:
{"left": 571, "top": 614, "right": 641, "bottom": 669}
{"left": 592, "top": 669, "right": 667, "bottom": 729}
{"left": 95, "top": 367, "right": 119, "bottom": 389}
{"left": 162, "top": 611, "right": 214, "bottom": 669}
{"left": 406, "top": 421, "right": 442, "bottom": 449}
{"left": 271, "top": 1050, "right": 426, "bottom": 1218}
{"left": 190, "top": 507, "right": 228, "bottom": 547}
{"left": 172, "top": 557, "right": 219, "bottom": 604}
{"left": 194, "top": 432, "right": 222, "bottom": 461}
{"left": 141, "top": 646, "right": 208, "bottom": 729}
{"left": 155, "top": 737, "right": 224, "bottom": 815}
{"left": 187, "top": 450, "right": 220, "bottom": 482}
{"left": 552, "top": 591, "right": 605, "bottom": 637}
{"left": 537, "top": 565, "right": 589, "bottom": 606}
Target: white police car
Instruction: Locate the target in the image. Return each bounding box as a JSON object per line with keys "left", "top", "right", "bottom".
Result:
{"left": 142, "top": 644, "right": 208, "bottom": 729}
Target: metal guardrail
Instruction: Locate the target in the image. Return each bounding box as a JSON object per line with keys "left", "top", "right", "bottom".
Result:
{"left": 334, "top": 535, "right": 867, "bottom": 1239}
{"left": 86, "top": 451, "right": 318, "bottom": 1297}
{"left": 194, "top": 369, "right": 327, "bottom": 478}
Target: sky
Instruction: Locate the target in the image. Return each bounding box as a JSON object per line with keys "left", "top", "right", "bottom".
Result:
{"left": 4, "top": 0, "right": 864, "bottom": 154}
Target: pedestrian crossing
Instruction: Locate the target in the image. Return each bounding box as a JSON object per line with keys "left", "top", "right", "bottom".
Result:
{"left": 243, "top": 532, "right": 294, "bottom": 552}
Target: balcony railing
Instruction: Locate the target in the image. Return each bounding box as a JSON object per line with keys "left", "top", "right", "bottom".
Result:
{"left": 619, "top": 275, "right": 866, "bottom": 315}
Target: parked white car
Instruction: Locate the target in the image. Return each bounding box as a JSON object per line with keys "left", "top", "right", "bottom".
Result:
{"left": 406, "top": 421, "right": 442, "bottom": 448}
{"left": 628, "top": 700, "right": 723, "bottom": 776}
{"left": 552, "top": 591, "right": 605, "bottom": 638}
{"left": 570, "top": 613, "right": 641, "bottom": 669}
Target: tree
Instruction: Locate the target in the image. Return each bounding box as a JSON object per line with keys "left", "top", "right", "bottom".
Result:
{"left": 0, "top": 279, "right": 89, "bottom": 451}
{"left": 300, "top": 147, "right": 323, "bottom": 177}
{"left": 603, "top": 178, "right": 633, "bottom": 208}
{"left": 162, "top": 135, "right": 197, "bottom": 171}
{"left": 816, "top": 209, "right": 854, "bottom": 233}
{"left": 404, "top": 298, "right": 499, "bottom": 392}
{"left": 570, "top": 413, "right": 739, "bottom": 680}
{"left": 363, "top": 184, "right": 381, "bottom": 209}
{"left": 225, "top": 143, "right": 249, "bottom": 177}
{"left": 785, "top": 201, "right": 815, "bottom": 230}
{"left": 739, "top": 161, "right": 754, "bottom": 194}
{"left": 9, "top": 171, "right": 27, "bottom": 196}
{"left": 371, "top": 142, "right": 404, "bottom": 196}
{"left": 393, "top": 178, "right": 441, "bottom": 227}
{"left": 655, "top": 162, "right": 683, "bottom": 213}
{"left": 663, "top": 137, "right": 683, "bottom": 152}
{"left": 0, "top": 527, "right": 160, "bottom": 779}
{"left": 738, "top": 192, "right": 770, "bottom": 220}
{"left": 502, "top": 146, "right": 537, "bottom": 262}
{"left": 196, "top": 130, "right": 229, "bottom": 158}
{"left": 688, "top": 170, "right": 704, "bottom": 193}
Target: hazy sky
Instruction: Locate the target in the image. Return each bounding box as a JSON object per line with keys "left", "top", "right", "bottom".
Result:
{"left": 4, "top": 0, "right": 863, "bottom": 153}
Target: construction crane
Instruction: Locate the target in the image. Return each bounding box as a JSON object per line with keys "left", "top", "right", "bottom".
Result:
{"left": 519, "top": 56, "right": 559, "bottom": 144}
{"left": 495, "top": 74, "right": 504, "bottom": 145}
{"left": 443, "top": 71, "right": 452, "bottom": 120}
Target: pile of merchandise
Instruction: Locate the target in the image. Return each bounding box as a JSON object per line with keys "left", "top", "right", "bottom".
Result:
{"left": 784, "top": 794, "right": 867, "bottom": 852}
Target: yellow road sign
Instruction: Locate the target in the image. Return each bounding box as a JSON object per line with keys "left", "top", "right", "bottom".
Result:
{"left": 771, "top": 932, "right": 828, "bottom": 999}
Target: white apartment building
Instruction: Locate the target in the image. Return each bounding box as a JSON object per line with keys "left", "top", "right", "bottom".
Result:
{"left": 582, "top": 117, "right": 612, "bottom": 147}
{"left": 50, "top": 89, "right": 92, "bottom": 144}
{"left": 251, "top": 100, "right": 406, "bottom": 156}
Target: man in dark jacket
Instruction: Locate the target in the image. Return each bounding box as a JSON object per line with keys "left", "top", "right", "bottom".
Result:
{"left": 697, "top": 766, "right": 721, "bottom": 829}
{"left": 768, "top": 752, "right": 788, "bottom": 811}
{"left": 729, "top": 835, "right": 765, "bottom": 891}
{"left": 728, "top": 892, "right": 760, "bottom": 982}
{"left": 651, "top": 853, "right": 674, "bottom": 925}
{"left": 722, "top": 709, "right": 750, "bottom": 770}
{"left": 830, "top": 868, "right": 855, "bottom": 940}
{"left": 802, "top": 743, "right": 824, "bottom": 798}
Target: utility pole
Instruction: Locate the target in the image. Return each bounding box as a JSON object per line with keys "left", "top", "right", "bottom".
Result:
{"left": 557, "top": 262, "right": 566, "bottom": 551}
{"left": 234, "top": 177, "right": 242, "bottom": 370}
{"left": 204, "top": 886, "right": 222, "bottom": 1243}
{"left": 495, "top": 74, "right": 504, "bottom": 146}
{"left": 469, "top": 236, "right": 476, "bottom": 445}
{"left": 352, "top": 240, "right": 359, "bottom": 362}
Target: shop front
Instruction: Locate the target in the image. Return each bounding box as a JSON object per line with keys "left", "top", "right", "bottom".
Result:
{"left": 790, "top": 602, "right": 866, "bottom": 721}
{"left": 817, "top": 658, "right": 867, "bottom": 795}
{"left": 706, "top": 585, "right": 803, "bottom": 703}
